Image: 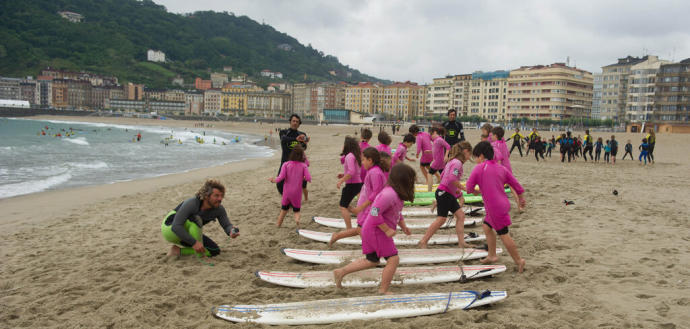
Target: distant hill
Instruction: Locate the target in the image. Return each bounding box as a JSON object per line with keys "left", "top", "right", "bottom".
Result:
{"left": 0, "top": 0, "right": 388, "bottom": 88}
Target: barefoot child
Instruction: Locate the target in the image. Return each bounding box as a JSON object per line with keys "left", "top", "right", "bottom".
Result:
{"left": 359, "top": 128, "right": 373, "bottom": 180}
{"left": 270, "top": 146, "right": 311, "bottom": 227}
{"left": 419, "top": 142, "right": 474, "bottom": 248}
{"left": 466, "top": 141, "right": 526, "bottom": 273}
{"left": 491, "top": 126, "right": 522, "bottom": 211}
{"left": 333, "top": 163, "right": 415, "bottom": 294}
{"left": 429, "top": 126, "right": 450, "bottom": 191}
{"left": 392, "top": 133, "right": 416, "bottom": 166}
{"left": 639, "top": 138, "right": 649, "bottom": 165}
{"left": 409, "top": 125, "right": 433, "bottom": 190}
{"left": 337, "top": 137, "right": 363, "bottom": 229}
{"left": 375, "top": 131, "right": 392, "bottom": 156}
{"left": 329, "top": 147, "right": 389, "bottom": 246}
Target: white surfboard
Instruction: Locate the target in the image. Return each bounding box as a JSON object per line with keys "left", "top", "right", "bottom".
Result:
{"left": 256, "top": 264, "right": 506, "bottom": 288}
{"left": 282, "top": 247, "right": 502, "bottom": 265}
{"left": 213, "top": 290, "right": 507, "bottom": 325}
{"left": 402, "top": 207, "right": 485, "bottom": 217}
{"left": 313, "top": 216, "right": 482, "bottom": 229}
{"left": 297, "top": 229, "right": 485, "bottom": 245}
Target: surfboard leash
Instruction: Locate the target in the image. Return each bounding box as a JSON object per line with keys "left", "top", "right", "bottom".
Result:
{"left": 443, "top": 292, "right": 453, "bottom": 313}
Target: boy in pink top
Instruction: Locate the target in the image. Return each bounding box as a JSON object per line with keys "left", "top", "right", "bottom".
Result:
{"left": 429, "top": 126, "right": 450, "bottom": 191}
{"left": 491, "top": 126, "right": 522, "bottom": 210}
{"left": 375, "top": 131, "right": 392, "bottom": 155}
{"left": 359, "top": 128, "right": 373, "bottom": 181}
{"left": 466, "top": 141, "right": 526, "bottom": 273}
{"left": 329, "top": 148, "right": 389, "bottom": 246}
{"left": 409, "top": 125, "right": 433, "bottom": 190}
{"left": 391, "top": 133, "right": 416, "bottom": 166}
{"left": 337, "top": 137, "right": 363, "bottom": 230}
{"left": 270, "top": 146, "right": 312, "bottom": 227}
{"left": 419, "top": 142, "right": 474, "bottom": 248}
{"left": 333, "top": 163, "right": 416, "bottom": 294}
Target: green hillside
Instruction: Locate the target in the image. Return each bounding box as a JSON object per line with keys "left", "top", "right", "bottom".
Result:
{"left": 0, "top": 0, "right": 387, "bottom": 88}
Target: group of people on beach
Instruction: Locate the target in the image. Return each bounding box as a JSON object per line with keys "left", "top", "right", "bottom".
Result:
{"left": 507, "top": 127, "right": 657, "bottom": 165}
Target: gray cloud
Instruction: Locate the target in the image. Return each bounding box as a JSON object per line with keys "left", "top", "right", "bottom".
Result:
{"left": 155, "top": 0, "right": 690, "bottom": 83}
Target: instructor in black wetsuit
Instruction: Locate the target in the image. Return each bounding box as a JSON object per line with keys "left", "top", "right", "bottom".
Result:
{"left": 442, "top": 109, "right": 465, "bottom": 146}
{"left": 278, "top": 114, "right": 309, "bottom": 194}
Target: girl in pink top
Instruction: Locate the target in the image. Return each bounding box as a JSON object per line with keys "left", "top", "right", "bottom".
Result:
{"left": 465, "top": 141, "right": 526, "bottom": 273}
{"left": 409, "top": 125, "right": 433, "bottom": 190}
{"left": 359, "top": 128, "right": 373, "bottom": 181}
{"left": 491, "top": 126, "right": 522, "bottom": 210}
{"left": 329, "top": 147, "right": 389, "bottom": 246}
{"left": 391, "top": 133, "right": 416, "bottom": 167}
{"left": 419, "top": 141, "right": 474, "bottom": 248}
{"left": 375, "top": 131, "right": 392, "bottom": 155}
{"left": 337, "top": 137, "right": 363, "bottom": 229}
{"left": 429, "top": 126, "right": 450, "bottom": 190}
{"left": 269, "top": 146, "right": 312, "bottom": 227}
{"left": 480, "top": 123, "right": 493, "bottom": 142}
{"left": 333, "top": 163, "right": 415, "bottom": 294}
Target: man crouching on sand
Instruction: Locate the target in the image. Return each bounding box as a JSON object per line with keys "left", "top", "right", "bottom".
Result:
{"left": 161, "top": 179, "right": 239, "bottom": 258}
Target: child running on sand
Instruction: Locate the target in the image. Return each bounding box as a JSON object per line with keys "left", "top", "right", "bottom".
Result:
{"left": 466, "top": 141, "right": 526, "bottom": 273}
{"left": 429, "top": 126, "right": 450, "bottom": 190}
{"left": 359, "top": 128, "right": 373, "bottom": 180}
{"left": 336, "top": 137, "right": 363, "bottom": 230}
{"left": 409, "top": 125, "right": 433, "bottom": 190}
{"left": 391, "top": 133, "right": 416, "bottom": 166}
{"left": 375, "top": 131, "right": 392, "bottom": 156}
{"left": 604, "top": 140, "right": 611, "bottom": 163}
{"left": 329, "top": 147, "right": 390, "bottom": 246}
{"left": 269, "top": 146, "right": 311, "bottom": 227}
{"left": 419, "top": 142, "right": 474, "bottom": 249}
{"left": 333, "top": 163, "right": 415, "bottom": 294}
{"left": 491, "top": 126, "right": 523, "bottom": 210}
{"left": 639, "top": 138, "right": 650, "bottom": 165}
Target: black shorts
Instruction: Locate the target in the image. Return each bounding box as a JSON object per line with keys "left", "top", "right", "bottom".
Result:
{"left": 365, "top": 251, "right": 397, "bottom": 263}
{"left": 303, "top": 180, "right": 308, "bottom": 188}
{"left": 281, "top": 204, "right": 301, "bottom": 212}
{"left": 339, "top": 183, "right": 363, "bottom": 207}
{"left": 611, "top": 149, "right": 618, "bottom": 156}
{"left": 484, "top": 221, "right": 509, "bottom": 235}
{"left": 420, "top": 162, "right": 431, "bottom": 168}
{"left": 429, "top": 167, "right": 443, "bottom": 175}
{"left": 435, "top": 189, "right": 460, "bottom": 217}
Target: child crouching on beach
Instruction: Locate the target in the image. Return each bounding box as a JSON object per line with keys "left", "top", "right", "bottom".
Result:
{"left": 333, "top": 163, "right": 415, "bottom": 294}
{"left": 329, "top": 147, "right": 389, "bottom": 246}
{"left": 269, "top": 146, "right": 311, "bottom": 227}
{"left": 465, "top": 141, "right": 526, "bottom": 273}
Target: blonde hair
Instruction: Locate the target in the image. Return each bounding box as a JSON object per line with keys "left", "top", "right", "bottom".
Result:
{"left": 449, "top": 141, "right": 472, "bottom": 163}
{"left": 196, "top": 179, "right": 226, "bottom": 200}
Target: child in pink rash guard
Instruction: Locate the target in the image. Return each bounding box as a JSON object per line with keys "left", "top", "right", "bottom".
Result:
{"left": 409, "top": 125, "right": 433, "bottom": 190}
{"left": 337, "top": 137, "right": 363, "bottom": 230}
{"left": 359, "top": 128, "right": 373, "bottom": 181}
{"left": 465, "top": 141, "right": 526, "bottom": 273}
{"left": 480, "top": 123, "right": 493, "bottom": 142}
{"left": 429, "top": 126, "right": 450, "bottom": 190}
{"left": 270, "top": 146, "right": 311, "bottom": 227}
{"left": 375, "top": 131, "right": 392, "bottom": 156}
{"left": 491, "top": 126, "right": 523, "bottom": 210}
{"left": 419, "top": 141, "right": 474, "bottom": 248}
{"left": 333, "top": 163, "right": 416, "bottom": 294}
{"left": 329, "top": 147, "right": 389, "bottom": 246}
{"left": 391, "top": 133, "right": 416, "bottom": 167}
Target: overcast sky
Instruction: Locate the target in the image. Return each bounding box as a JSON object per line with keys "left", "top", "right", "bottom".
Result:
{"left": 155, "top": 0, "right": 690, "bottom": 84}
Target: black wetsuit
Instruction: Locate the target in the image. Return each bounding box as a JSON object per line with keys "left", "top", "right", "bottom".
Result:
{"left": 277, "top": 128, "right": 308, "bottom": 194}
{"left": 507, "top": 132, "right": 524, "bottom": 157}
{"left": 442, "top": 120, "right": 465, "bottom": 146}
{"left": 622, "top": 143, "right": 633, "bottom": 160}
{"left": 583, "top": 135, "right": 593, "bottom": 161}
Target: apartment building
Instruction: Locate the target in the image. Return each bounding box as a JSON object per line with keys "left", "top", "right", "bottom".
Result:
{"left": 210, "top": 73, "right": 229, "bottom": 88}
{"left": 185, "top": 92, "right": 204, "bottom": 115}
{"left": 599, "top": 56, "right": 649, "bottom": 121}
{"left": 469, "top": 71, "right": 510, "bottom": 121}
{"left": 294, "top": 82, "right": 344, "bottom": 119}
{"left": 653, "top": 58, "right": 690, "bottom": 123}
{"left": 380, "top": 82, "right": 425, "bottom": 120}
{"left": 345, "top": 82, "right": 380, "bottom": 115}
{"left": 625, "top": 56, "right": 671, "bottom": 122}
{"left": 203, "top": 89, "right": 222, "bottom": 115}
{"left": 425, "top": 75, "right": 472, "bottom": 117}
{"left": 507, "top": 63, "right": 593, "bottom": 120}
{"left": 246, "top": 91, "right": 292, "bottom": 118}
{"left": 591, "top": 73, "right": 603, "bottom": 119}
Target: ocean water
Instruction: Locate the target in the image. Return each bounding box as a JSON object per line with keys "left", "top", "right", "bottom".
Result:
{"left": 0, "top": 118, "right": 273, "bottom": 199}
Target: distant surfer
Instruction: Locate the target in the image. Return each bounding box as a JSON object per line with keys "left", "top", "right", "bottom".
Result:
{"left": 161, "top": 180, "right": 239, "bottom": 258}
{"left": 277, "top": 114, "right": 309, "bottom": 195}
{"left": 137, "top": 132, "right": 141, "bottom": 142}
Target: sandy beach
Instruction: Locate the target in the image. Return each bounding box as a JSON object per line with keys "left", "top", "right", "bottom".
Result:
{"left": 1, "top": 115, "right": 688, "bottom": 328}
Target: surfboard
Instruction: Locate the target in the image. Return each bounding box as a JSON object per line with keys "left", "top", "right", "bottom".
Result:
{"left": 313, "top": 216, "right": 482, "bottom": 229}
{"left": 406, "top": 195, "right": 483, "bottom": 206}
{"left": 213, "top": 290, "right": 508, "bottom": 325}
{"left": 415, "top": 187, "right": 510, "bottom": 198}
{"left": 256, "top": 264, "right": 506, "bottom": 288}
{"left": 282, "top": 247, "right": 502, "bottom": 265}
{"left": 401, "top": 206, "right": 485, "bottom": 217}
{"left": 297, "top": 229, "right": 485, "bottom": 245}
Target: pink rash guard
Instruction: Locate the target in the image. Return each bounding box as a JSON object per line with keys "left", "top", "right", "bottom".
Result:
{"left": 437, "top": 158, "right": 464, "bottom": 198}
{"left": 342, "top": 152, "right": 362, "bottom": 184}
{"left": 416, "top": 131, "right": 432, "bottom": 163}
{"left": 275, "top": 161, "right": 312, "bottom": 209}
{"left": 491, "top": 138, "right": 512, "bottom": 173}
{"left": 376, "top": 143, "right": 391, "bottom": 156}
{"left": 355, "top": 165, "right": 387, "bottom": 226}
{"left": 430, "top": 137, "right": 450, "bottom": 170}
{"left": 360, "top": 186, "right": 404, "bottom": 258}
{"left": 465, "top": 160, "right": 524, "bottom": 231}
{"left": 392, "top": 143, "right": 407, "bottom": 166}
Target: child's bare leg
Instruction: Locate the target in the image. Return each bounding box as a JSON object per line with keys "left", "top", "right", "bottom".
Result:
{"left": 294, "top": 211, "right": 301, "bottom": 228}
{"left": 167, "top": 245, "right": 181, "bottom": 257}
{"left": 499, "top": 233, "right": 525, "bottom": 273}
{"left": 302, "top": 188, "right": 309, "bottom": 202}
{"left": 418, "top": 216, "right": 447, "bottom": 248}
{"left": 340, "top": 206, "right": 353, "bottom": 229}
{"left": 420, "top": 165, "right": 431, "bottom": 191}
{"left": 430, "top": 200, "right": 437, "bottom": 213}
{"left": 454, "top": 210, "right": 473, "bottom": 248}
{"left": 277, "top": 209, "right": 288, "bottom": 227}
{"left": 329, "top": 227, "right": 359, "bottom": 247}
{"left": 379, "top": 255, "right": 399, "bottom": 294}
{"left": 333, "top": 258, "right": 378, "bottom": 288}
{"left": 510, "top": 187, "right": 523, "bottom": 211}
{"left": 480, "top": 223, "right": 499, "bottom": 263}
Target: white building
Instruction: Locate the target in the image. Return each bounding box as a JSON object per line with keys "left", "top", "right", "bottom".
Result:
{"left": 147, "top": 49, "right": 166, "bottom": 63}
